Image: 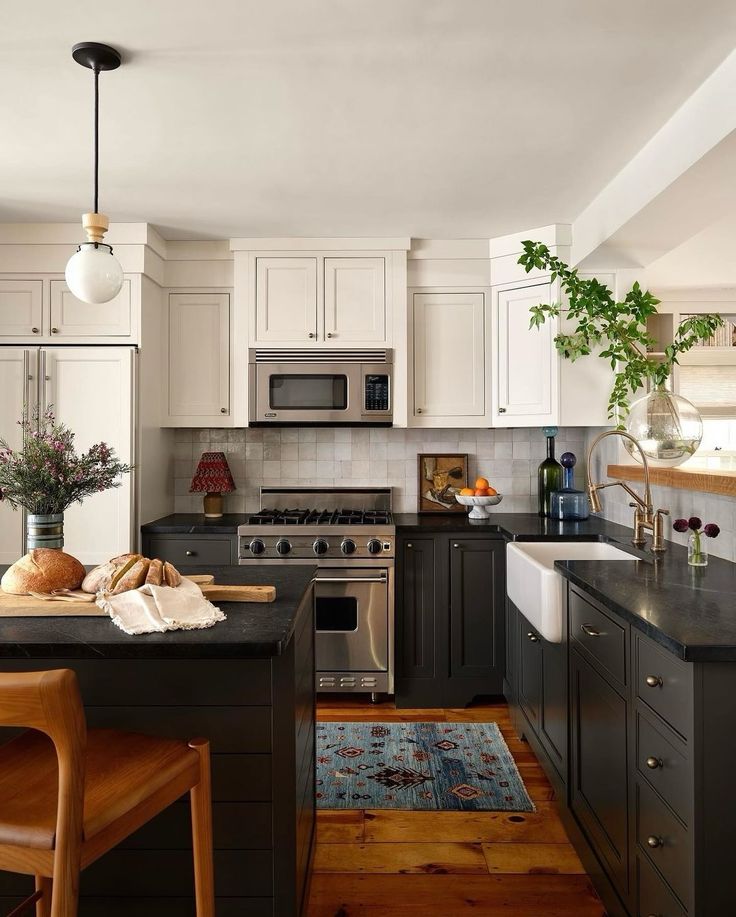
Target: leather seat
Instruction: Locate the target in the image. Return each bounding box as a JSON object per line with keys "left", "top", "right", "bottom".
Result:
{"left": 0, "top": 728, "right": 199, "bottom": 849}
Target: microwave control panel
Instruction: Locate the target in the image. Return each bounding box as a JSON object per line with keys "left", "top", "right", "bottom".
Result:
{"left": 364, "top": 374, "right": 390, "bottom": 412}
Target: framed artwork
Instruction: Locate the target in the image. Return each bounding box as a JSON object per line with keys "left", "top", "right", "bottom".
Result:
{"left": 417, "top": 453, "right": 468, "bottom": 513}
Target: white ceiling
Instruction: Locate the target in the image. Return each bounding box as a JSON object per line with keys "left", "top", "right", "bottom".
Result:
{"left": 2, "top": 1, "right": 735, "bottom": 240}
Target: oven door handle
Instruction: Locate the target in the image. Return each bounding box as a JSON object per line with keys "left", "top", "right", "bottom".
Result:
{"left": 314, "top": 575, "right": 388, "bottom": 585}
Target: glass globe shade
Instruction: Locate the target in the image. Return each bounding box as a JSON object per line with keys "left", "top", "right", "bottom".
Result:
{"left": 623, "top": 386, "right": 703, "bottom": 467}
{"left": 65, "top": 242, "right": 124, "bottom": 304}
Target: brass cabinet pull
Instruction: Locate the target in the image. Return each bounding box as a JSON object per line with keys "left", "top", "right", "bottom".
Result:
{"left": 646, "top": 756, "right": 663, "bottom": 770}
{"left": 645, "top": 674, "right": 663, "bottom": 688}
{"left": 51, "top": 327, "right": 58, "bottom": 334}
{"left": 498, "top": 407, "right": 507, "bottom": 414}
{"left": 646, "top": 835, "right": 663, "bottom": 849}
{"left": 327, "top": 332, "right": 334, "bottom": 338}
{"left": 527, "top": 632, "right": 539, "bottom": 643}
{"left": 31, "top": 327, "right": 39, "bottom": 333}
{"left": 406, "top": 543, "right": 413, "bottom": 549}
{"left": 220, "top": 408, "right": 228, "bottom": 414}
{"left": 185, "top": 550, "right": 196, "bottom": 557}
{"left": 453, "top": 543, "right": 460, "bottom": 549}
{"left": 580, "top": 623, "right": 601, "bottom": 637}
{"left": 308, "top": 332, "right": 316, "bottom": 338}
{"left": 416, "top": 408, "right": 423, "bottom": 414}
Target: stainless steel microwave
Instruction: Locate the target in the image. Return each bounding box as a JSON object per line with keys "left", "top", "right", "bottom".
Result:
{"left": 248, "top": 348, "right": 393, "bottom": 426}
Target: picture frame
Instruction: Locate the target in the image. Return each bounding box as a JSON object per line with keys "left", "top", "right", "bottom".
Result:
{"left": 417, "top": 453, "right": 468, "bottom": 513}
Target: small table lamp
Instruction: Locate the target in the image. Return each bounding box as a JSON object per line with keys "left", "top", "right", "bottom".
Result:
{"left": 189, "top": 452, "right": 235, "bottom": 518}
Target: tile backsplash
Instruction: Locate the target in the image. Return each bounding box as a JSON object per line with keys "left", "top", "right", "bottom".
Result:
{"left": 173, "top": 426, "right": 588, "bottom": 515}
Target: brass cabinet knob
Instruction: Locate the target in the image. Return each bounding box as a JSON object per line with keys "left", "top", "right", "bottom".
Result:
{"left": 646, "top": 756, "right": 663, "bottom": 770}
{"left": 327, "top": 332, "right": 334, "bottom": 338}
{"left": 453, "top": 543, "right": 460, "bottom": 549}
{"left": 308, "top": 332, "right": 316, "bottom": 338}
{"left": 580, "top": 623, "right": 601, "bottom": 637}
{"left": 31, "top": 327, "right": 39, "bottom": 333}
{"left": 406, "top": 543, "right": 413, "bottom": 549}
{"left": 220, "top": 408, "right": 227, "bottom": 414}
{"left": 646, "top": 835, "right": 663, "bottom": 849}
{"left": 51, "top": 327, "right": 58, "bottom": 334}
{"left": 498, "top": 407, "right": 507, "bottom": 414}
{"left": 527, "top": 632, "right": 539, "bottom": 643}
{"left": 645, "top": 675, "right": 663, "bottom": 688}
{"left": 416, "top": 408, "right": 423, "bottom": 414}
{"left": 185, "top": 550, "right": 196, "bottom": 557}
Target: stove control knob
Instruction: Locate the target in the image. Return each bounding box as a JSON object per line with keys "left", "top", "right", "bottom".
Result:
{"left": 249, "top": 538, "right": 266, "bottom": 556}
{"left": 313, "top": 538, "right": 329, "bottom": 556}
{"left": 340, "top": 538, "right": 357, "bottom": 556}
{"left": 276, "top": 539, "right": 291, "bottom": 556}
{"left": 367, "top": 538, "right": 383, "bottom": 555}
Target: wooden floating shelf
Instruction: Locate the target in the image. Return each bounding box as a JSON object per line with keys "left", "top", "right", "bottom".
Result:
{"left": 607, "top": 464, "right": 736, "bottom": 498}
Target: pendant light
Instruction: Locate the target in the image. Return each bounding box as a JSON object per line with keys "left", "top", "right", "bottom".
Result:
{"left": 65, "top": 42, "right": 124, "bottom": 305}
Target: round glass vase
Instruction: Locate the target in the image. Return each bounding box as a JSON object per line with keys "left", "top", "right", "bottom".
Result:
{"left": 26, "top": 513, "right": 64, "bottom": 550}
{"left": 623, "top": 382, "right": 703, "bottom": 467}
{"left": 687, "top": 530, "right": 708, "bottom": 567}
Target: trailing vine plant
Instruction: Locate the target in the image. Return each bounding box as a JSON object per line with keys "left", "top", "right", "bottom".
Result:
{"left": 518, "top": 240, "right": 724, "bottom": 421}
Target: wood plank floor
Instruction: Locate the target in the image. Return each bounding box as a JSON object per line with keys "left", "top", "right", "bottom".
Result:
{"left": 307, "top": 697, "right": 605, "bottom": 917}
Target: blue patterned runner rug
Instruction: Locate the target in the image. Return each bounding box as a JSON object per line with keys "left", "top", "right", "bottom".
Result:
{"left": 316, "top": 721, "right": 534, "bottom": 811}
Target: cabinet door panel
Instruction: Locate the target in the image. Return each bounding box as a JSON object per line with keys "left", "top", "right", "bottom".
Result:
{"left": 324, "top": 258, "right": 385, "bottom": 343}
{"left": 413, "top": 292, "right": 485, "bottom": 420}
{"left": 0, "top": 280, "right": 43, "bottom": 338}
{"left": 570, "top": 648, "right": 628, "bottom": 897}
{"left": 49, "top": 279, "right": 131, "bottom": 338}
{"left": 0, "top": 349, "right": 31, "bottom": 562}
{"left": 494, "top": 282, "right": 557, "bottom": 425}
{"left": 518, "top": 621, "right": 542, "bottom": 730}
{"left": 540, "top": 636, "right": 567, "bottom": 777}
{"left": 167, "top": 293, "right": 230, "bottom": 424}
{"left": 255, "top": 257, "right": 318, "bottom": 344}
{"left": 42, "top": 347, "right": 134, "bottom": 563}
{"left": 449, "top": 538, "right": 503, "bottom": 678}
{"left": 396, "top": 537, "right": 436, "bottom": 679}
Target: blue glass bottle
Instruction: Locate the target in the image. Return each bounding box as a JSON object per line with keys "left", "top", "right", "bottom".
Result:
{"left": 550, "top": 452, "right": 590, "bottom": 520}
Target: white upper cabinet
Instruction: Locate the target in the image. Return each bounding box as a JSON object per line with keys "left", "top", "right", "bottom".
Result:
{"left": 165, "top": 292, "right": 231, "bottom": 427}
{"left": 49, "top": 279, "right": 132, "bottom": 338}
{"left": 412, "top": 291, "right": 486, "bottom": 426}
{"left": 255, "top": 257, "right": 318, "bottom": 344}
{"left": 41, "top": 347, "right": 135, "bottom": 564}
{"left": 0, "top": 280, "right": 43, "bottom": 338}
{"left": 492, "top": 280, "right": 558, "bottom": 426}
{"left": 324, "top": 258, "right": 385, "bottom": 342}
{"left": 0, "top": 348, "right": 30, "bottom": 563}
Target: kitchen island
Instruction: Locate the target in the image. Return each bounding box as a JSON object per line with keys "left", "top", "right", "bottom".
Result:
{"left": 0, "top": 564, "right": 317, "bottom": 917}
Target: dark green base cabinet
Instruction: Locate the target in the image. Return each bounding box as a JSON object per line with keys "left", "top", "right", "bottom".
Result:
{"left": 0, "top": 592, "right": 315, "bottom": 917}
{"left": 395, "top": 532, "right": 505, "bottom": 708}
{"left": 507, "top": 581, "right": 736, "bottom": 917}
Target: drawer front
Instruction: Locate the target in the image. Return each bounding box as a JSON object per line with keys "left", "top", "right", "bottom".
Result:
{"left": 569, "top": 588, "right": 626, "bottom": 686}
{"left": 145, "top": 535, "right": 234, "bottom": 566}
{"left": 636, "top": 780, "right": 690, "bottom": 909}
{"left": 635, "top": 634, "right": 692, "bottom": 740}
{"left": 636, "top": 712, "right": 690, "bottom": 823}
{"left": 637, "top": 854, "right": 686, "bottom": 917}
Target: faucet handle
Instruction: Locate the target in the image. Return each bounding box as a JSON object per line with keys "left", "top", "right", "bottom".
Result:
{"left": 656, "top": 508, "right": 670, "bottom": 516}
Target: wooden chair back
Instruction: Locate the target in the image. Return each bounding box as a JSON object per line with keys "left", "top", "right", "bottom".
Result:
{"left": 0, "top": 669, "right": 87, "bottom": 906}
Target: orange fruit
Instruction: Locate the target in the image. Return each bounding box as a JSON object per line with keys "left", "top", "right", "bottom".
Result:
{"left": 474, "top": 488, "right": 487, "bottom": 497}
{"left": 486, "top": 486, "right": 498, "bottom": 496}
{"left": 459, "top": 487, "right": 475, "bottom": 496}
{"left": 474, "top": 476, "right": 489, "bottom": 490}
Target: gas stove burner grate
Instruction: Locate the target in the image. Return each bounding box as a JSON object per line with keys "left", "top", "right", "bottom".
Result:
{"left": 247, "top": 507, "right": 393, "bottom": 526}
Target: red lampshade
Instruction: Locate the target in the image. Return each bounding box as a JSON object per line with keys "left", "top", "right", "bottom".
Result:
{"left": 189, "top": 452, "right": 236, "bottom": 494}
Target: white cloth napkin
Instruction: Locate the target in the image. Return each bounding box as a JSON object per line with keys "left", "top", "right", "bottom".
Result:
{"left": 96, "top": 576, "right": 226, "bottom": 635}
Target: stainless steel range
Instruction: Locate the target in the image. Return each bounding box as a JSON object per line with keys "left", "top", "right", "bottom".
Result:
{"left": 238, "top": 487, "right": 394, "bottom": 697}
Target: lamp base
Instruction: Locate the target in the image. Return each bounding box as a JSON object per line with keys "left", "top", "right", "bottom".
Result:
{"left": 203, "top": 492, "right": 223, "bottom": 518}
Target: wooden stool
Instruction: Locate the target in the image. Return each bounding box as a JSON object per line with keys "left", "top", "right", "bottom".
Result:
{"left": 0, "top": 669, "right": 214, "bottom": 917}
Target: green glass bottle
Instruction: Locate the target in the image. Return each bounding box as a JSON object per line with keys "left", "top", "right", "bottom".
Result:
{"left": 538, "top": 426, "right": 563, "bottom": 517}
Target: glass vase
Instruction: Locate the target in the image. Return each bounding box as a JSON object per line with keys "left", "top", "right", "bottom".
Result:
{"left": 26, "top": 513, "right": 64, "bottom": 550}
{"left": 624, "top": 382, "right": 703, "bottom": 467}
{"left": 687, "top": 530, "right": 708, "bottom": 567}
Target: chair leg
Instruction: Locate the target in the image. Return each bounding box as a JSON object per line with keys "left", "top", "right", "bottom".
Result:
{"left": 189, "top": 738, "right": 215, "bottom": 917}
{"left": 34, "top": 876, "right": 52, "bottom": 917}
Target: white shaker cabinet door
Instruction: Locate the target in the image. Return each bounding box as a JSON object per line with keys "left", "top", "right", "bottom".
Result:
{"left": 49, "top": 279, "right": 132, "bottom": 339}
{"left": 0, "top": 280, "right": 43, "bottom": 339}
{"left": 166, "top": 293, "right": 230, "bottom": 426}
{"left": 0, "top": 348, "right": 32, "bottom": 563}
{"left": 324, "top": 257, "right": 386, "bottom": 343}
{"left": 412, "top": 292, "right": 485, "bottom": 425}
{"left": 493, "top": 282, "right": 558, "bottom": 426}
{"left": 41, "top": 347, "right": 135, "bottom": 564}
{"left": 255, "top": 257, "right": 318, "bottom": 344}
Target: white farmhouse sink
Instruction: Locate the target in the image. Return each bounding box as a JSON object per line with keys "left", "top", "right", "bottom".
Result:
{"left": 506, "top": 541, "right": 634, "bottom": 643}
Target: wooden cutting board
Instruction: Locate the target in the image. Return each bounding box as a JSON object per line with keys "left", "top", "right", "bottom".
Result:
{"left": 0, "top": 575, "right": 276, "bottom": 616}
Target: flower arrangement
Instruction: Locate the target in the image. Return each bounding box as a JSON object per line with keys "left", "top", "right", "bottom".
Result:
{"left": 0, "top": 407, "right": 132, "bottom": 515}
{"left": 673, "top": 516, "right": 719, "bottom": 567}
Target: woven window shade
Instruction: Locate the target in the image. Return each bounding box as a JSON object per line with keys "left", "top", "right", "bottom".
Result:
{"left": 679, "top": 365, "right": 736, "bottom": 415}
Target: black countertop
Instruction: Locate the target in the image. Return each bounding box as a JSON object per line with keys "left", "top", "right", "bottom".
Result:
{"left": 394, "top": 512, "right": 634, "bottom": 541}
{"left": 141, "top": 514, "right": 247, "bottom": 535}
{"left": 0, "top": 564, "right": 316, "bottom": 660}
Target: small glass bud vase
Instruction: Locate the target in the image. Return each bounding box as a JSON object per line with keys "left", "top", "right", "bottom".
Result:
{"left": 688, "top": 530, "right": 708, "bottom": 567}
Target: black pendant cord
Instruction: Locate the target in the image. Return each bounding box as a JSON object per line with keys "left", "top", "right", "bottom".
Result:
{"left": 93, "top": 65, "right": 99, "bottom": 215}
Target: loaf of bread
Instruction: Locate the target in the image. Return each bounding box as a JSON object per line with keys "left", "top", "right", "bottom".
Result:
{"left": 145, "top": 558, "right": 163, "bottom": 587}
{"left": 81, "top": 554, "right": 182, "bottom": 595}
{"left": 163, "top": 561, "right": 182, "bottom": 588}
{"left": 82, "top": 554, "right": 143, "bottom": 594}
{"left": 1, "top": 549, "right": 85, "bottom": 595}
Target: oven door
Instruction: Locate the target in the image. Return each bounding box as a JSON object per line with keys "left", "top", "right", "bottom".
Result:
{"left": 252, "top": 362, "right": 360, "bottom": 424}
{"left": 314, "top": 569, "right": 389, "bottom": 673}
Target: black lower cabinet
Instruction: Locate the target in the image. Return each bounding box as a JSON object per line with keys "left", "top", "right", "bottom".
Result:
{"left": 396, "top": 532, "right": 505, "bottom": 707}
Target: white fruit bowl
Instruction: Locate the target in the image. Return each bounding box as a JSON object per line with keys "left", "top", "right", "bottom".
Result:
{"left": 455, "top": 493, "right": 503, "bottom": 520}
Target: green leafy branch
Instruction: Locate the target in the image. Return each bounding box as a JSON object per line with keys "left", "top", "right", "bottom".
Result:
{"left": 520, "top": 240, "right": 723, "bottom": 421}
